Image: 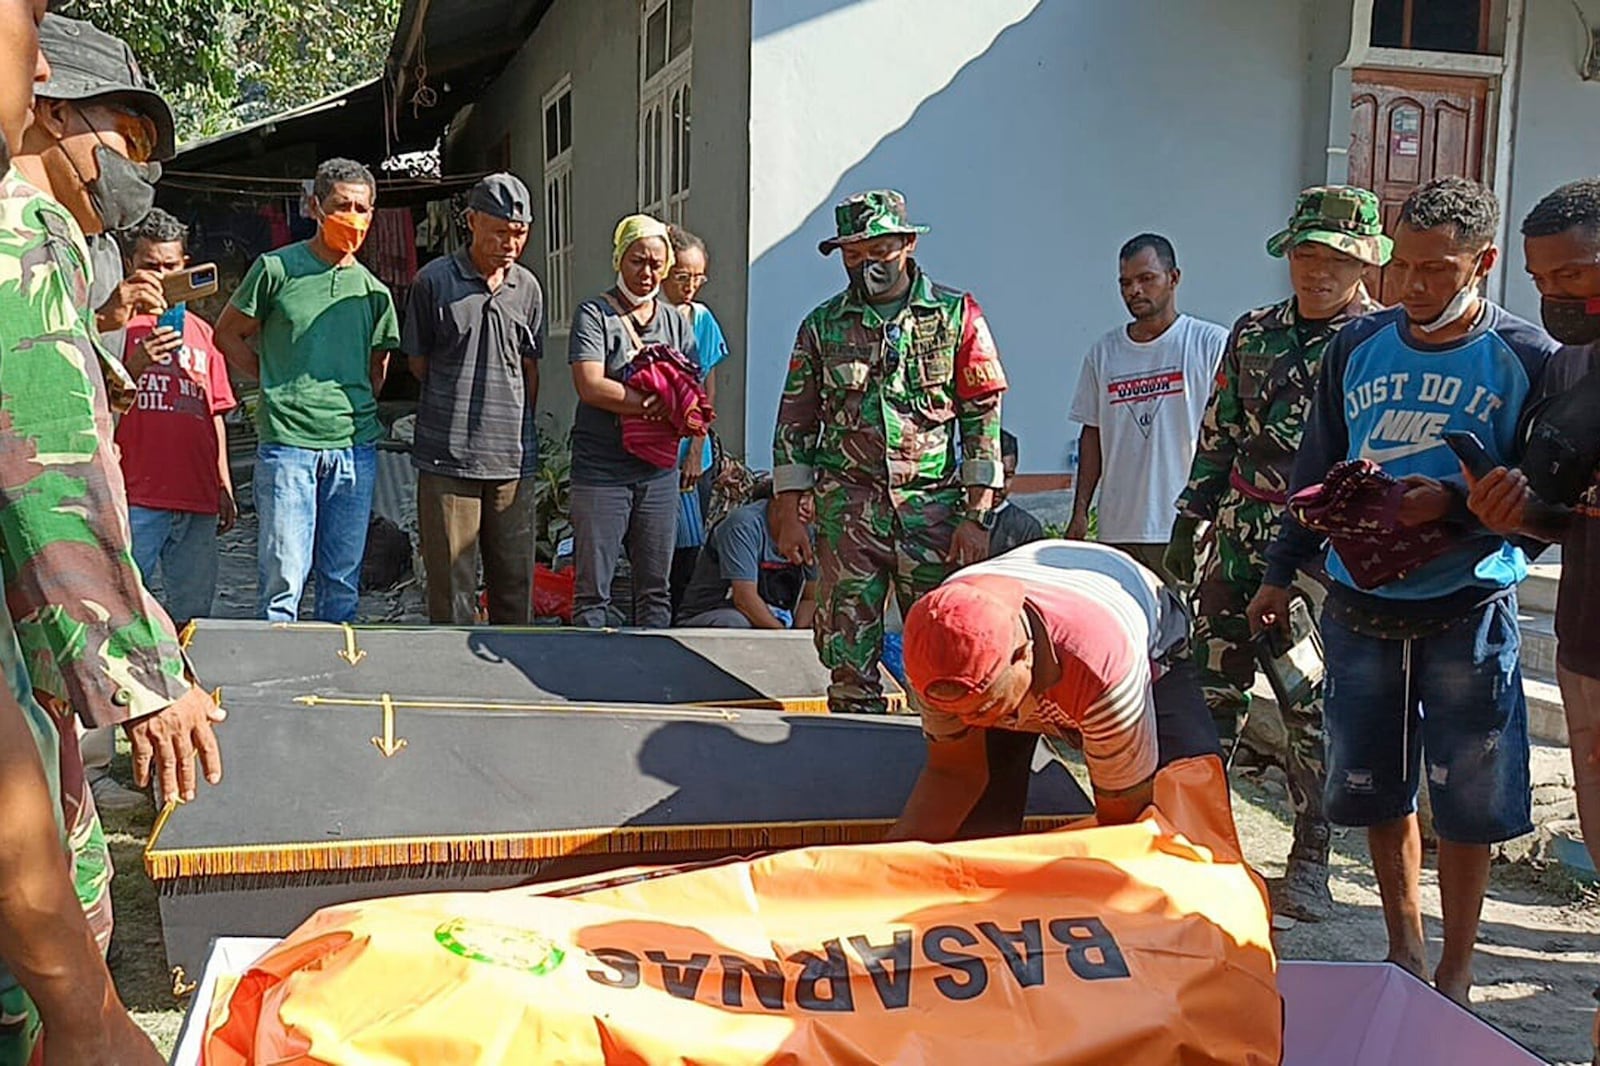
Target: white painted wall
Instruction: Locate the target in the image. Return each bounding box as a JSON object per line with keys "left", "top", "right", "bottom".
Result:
{"left": 446, "top": 0, "right": 755, "bottom": 448}
{"left": 744, "top": 0, "right": 1328, "bottom": 474}
{"left": 1502, "top": 0, "right": 1600, "bottom": 321}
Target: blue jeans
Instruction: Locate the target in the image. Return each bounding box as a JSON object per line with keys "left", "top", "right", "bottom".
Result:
{"left": 128, "top": 506, "right": 219, "bottom": 626}
{"left": 255, "top": 443, "right": 376, "bottom": 623}
{"left": 1321, "top": 596, "right": 1532, "bottom": 845}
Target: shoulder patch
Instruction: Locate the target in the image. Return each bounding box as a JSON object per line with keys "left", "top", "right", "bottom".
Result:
{"left": 955, "top": 293, "right": 1007, "bottom": 400}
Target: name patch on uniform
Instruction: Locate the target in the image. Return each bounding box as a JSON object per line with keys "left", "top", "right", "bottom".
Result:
{"left": 955, "top": 297, "right": 1007, "bottom": 401}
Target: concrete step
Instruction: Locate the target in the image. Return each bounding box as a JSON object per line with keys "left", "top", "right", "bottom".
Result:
{"left": 1244, "top": 657, "right": 1568, "bottom": 746}
{"left": 1519, "top": 608, "right": 1558, "bottom": 677}
{"left": 1525, "top": 668, "right": 1567, "bottom": 746}
{"left": 1522, "top": 544, "right": 1561, "bottom": 614}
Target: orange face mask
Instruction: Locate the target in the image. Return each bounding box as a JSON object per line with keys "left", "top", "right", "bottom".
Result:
{"left": 320, "top": 210, "right": 371, "bottom": 255}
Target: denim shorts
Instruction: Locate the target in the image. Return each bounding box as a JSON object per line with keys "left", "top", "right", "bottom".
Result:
{"left": 1321, "top": 596, "right": 1532, "bottom": 844}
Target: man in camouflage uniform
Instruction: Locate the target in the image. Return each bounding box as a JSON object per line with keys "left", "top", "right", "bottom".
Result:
{"left": 1167, "top": 186, "right": 1388, "bottom": 920}
{"left": 0, "top": 5, "right": 170, "bottom": 1062}
{"left": 0, "top": 173, "right": 174, "bottom": 1062}
{"left": 0, "top": 19, "right": 224, "bottom": 1060}
{"left": 771, "top": 191, "right": 1007, "bottom": 715}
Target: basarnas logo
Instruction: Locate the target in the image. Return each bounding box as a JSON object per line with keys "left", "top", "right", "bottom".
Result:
{"left": 435, "top": 917, "right": 567, "bottom": 975}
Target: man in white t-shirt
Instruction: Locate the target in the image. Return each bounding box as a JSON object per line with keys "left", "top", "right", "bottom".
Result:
{"left": 1067, "top": 234, "right": 1227, "bottom": 582}
{"left": 886, "top": 540, "right": 1221, "bottom": 840}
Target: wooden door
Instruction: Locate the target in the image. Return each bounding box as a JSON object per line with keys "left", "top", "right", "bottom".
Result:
{"left": 1348, "top": 69, "right": 1490, "bottom": 305}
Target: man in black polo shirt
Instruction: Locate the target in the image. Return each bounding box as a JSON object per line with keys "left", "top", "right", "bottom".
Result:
{"left": 404, "top": 173, "right": 545, "bottom": 624}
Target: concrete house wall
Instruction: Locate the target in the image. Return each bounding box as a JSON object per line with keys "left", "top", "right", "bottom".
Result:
{"left": 1503, "top": 0, "right": 1600, "bottom": 320}
{"left": 742, "top": 0, "right": 1339, "bottom": 476}
{"left": 444, "top": 0, "right": 1597, "bottom": 480}
{"left": 447, "top": 0, "right": 753, "bottom": 448}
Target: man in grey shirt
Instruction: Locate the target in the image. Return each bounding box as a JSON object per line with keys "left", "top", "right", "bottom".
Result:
{"left": 677, "top": 494, "right": 817, "bottom": 628}
{"left": 404, "top": 174, "right": 544, "bottom": 624}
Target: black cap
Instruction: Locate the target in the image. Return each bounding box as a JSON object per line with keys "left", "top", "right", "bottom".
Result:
{"left": 37, "top": 14, "right": 177, "bottom": 162}
{"left": 467, "top": 173, "right": 534, "bottom": 223}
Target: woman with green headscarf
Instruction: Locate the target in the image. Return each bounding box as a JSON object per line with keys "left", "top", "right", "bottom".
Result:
{"left": 567, "top": 214, "right": 700, "bottom": 628}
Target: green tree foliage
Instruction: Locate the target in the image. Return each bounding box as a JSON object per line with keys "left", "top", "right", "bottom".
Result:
{"left": 53, "top": 0, "right": 401, "bottom": 143}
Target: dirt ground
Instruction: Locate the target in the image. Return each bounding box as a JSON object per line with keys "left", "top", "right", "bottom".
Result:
{"left": 108, "top": 514, "right": 1599, "bottom": 1062}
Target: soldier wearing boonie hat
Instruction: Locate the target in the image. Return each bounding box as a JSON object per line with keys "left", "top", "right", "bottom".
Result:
{"left": 24, "top": 12, "right": 178, "bottom": 356}
{"left": 1169, "top": 184, "right": 1388, "bottom": 922}
{"left": 770, "top": 189, "right": 1009, "bottom": 715}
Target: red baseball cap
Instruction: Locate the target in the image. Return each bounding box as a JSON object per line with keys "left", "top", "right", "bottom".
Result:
{"left": 903, "top": 577, "right": 1028, "bottom": 709}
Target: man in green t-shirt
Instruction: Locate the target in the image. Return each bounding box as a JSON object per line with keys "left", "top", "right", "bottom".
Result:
{"left": 216, "top": 157, "right": 401, "bottom": 623}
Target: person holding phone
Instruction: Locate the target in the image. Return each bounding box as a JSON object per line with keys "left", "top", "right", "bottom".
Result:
{"left": 1250, "top": 178, "right": 1559, "bottom": 1006}
{"left": 113, "top": 208, "right": 237, "bottom": 627}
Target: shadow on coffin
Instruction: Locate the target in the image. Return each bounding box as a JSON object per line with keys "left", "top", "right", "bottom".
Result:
{"left": 180, "top": 620, "right": 906, "bottom": 714}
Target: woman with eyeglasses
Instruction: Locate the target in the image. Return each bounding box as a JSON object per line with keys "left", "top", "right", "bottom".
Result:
{"left": 662, "top": 225, "right": 731, "bottom": 612}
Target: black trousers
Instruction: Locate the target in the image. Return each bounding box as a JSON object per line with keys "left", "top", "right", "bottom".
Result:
{"left": 954, "top": 657, "right": 1223, "bottom": 839}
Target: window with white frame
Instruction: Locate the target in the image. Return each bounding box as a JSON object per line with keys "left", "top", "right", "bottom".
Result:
{"left": 542, "top": 79, "right": 574, "bottom": 332}
{"left": 639, "top": 0, "right": 691, "bottom": 224}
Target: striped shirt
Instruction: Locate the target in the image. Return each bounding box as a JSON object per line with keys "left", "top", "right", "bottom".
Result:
{"left": 920, "top": 541, "right": 1169, "bottom": 792}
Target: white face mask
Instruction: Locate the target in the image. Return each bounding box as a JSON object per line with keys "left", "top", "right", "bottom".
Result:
{"left": 1414, "top": 281, "right": 1481, "bottom": 334}
{"left": 615, "top": 272, "right": 658, "bottom": 307}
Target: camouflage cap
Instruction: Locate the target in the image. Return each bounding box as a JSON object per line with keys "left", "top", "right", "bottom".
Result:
{"left": 1266, "top": 185, "right": 1392, "bottom": 267}
{"left": 818, "top": 189, "right": 929, "bottom": 255}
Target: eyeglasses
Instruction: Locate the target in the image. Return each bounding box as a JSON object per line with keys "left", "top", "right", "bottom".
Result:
{"left": 670, "top": 271, "right": 708, "bottom": 286}
{"left": 79, "top": 104, "right": 158, "bottom": 163}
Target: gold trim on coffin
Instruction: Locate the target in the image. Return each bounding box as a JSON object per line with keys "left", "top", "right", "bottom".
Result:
{"left": 143, "top": 814, "right": 1082, "bottom": 882}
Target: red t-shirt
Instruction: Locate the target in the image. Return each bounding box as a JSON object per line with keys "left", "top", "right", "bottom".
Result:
{"left": 115, "top": 312, "right": 238, "bottom": 514}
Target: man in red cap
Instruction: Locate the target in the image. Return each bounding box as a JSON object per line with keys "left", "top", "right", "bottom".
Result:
{"left": 888, "top": 540, "right": 1220, "bottom": 839}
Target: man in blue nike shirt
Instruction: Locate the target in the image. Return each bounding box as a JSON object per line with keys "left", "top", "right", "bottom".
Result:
{"left": 1249, "top": 177, "right": 1558, "bottom": 1006}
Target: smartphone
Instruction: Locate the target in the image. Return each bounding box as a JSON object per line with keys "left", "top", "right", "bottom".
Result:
{"left": 1443, "top": 429, "right": 1497, "bottom": 480}
{"left": 161, "top": 263, "right": 218, "bottom": 305}
{"left": 155, "top": 302, "right": 186, "bottom": 338}
{"left": 1253, "top": 596, "right": 1323, "bottom": 711}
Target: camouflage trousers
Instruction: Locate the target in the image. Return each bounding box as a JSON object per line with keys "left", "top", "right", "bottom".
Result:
{"left": 814, "top": 482, "right": 956, "bottom": 715}
{"left": 1192, "top": 501, "right": 1328, "bottom": 851}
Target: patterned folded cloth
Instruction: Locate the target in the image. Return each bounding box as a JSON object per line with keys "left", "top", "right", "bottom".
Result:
{"left": 1288, "top": 459, "right": 1456, "bottom": 590}
{"left": 621, "top": 344, "right": 714, "bottom": 469}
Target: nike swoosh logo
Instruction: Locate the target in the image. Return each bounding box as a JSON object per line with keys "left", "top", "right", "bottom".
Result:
{"left": 1357, "top": 439, "right": 1446, "bottom": 464}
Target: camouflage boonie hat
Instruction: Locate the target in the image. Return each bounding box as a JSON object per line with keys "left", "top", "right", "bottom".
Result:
{"left": 818, "top": 189, "right": 929, "bottom": 255}
{"left": 1266, "top": 185, "right": 1392, "bottom": 267}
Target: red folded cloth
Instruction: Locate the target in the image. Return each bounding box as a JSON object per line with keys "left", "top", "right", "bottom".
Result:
{"left": 1288, "top": 458, "right": 1456, "bottom": 590}
{"left": 621, "top": 344, "right": 714, "bottom": 469}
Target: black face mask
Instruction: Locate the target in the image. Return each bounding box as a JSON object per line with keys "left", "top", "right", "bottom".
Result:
{"left": 847, "top": 257, "right": 905, "bottom": 301}
{"left": 85, "top": 145, "right": 160, "bottom": 232}
{"left": 1540, "top": 294, "right": 1600, "bottom": 347}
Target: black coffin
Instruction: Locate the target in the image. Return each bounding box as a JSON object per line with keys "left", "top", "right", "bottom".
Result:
{"left": 146, "top": 696, "right": 1092, "bottom": 976}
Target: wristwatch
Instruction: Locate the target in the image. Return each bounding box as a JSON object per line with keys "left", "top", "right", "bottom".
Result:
{"left": 962, "top": 507, "right": 998, "bottom": 532}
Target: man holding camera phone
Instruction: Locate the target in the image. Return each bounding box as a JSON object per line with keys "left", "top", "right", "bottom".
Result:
{"left": 113, "top": 208, "right": 236, "bottom": 628}
{"left": 1251, "top": 178, "right": 1558, "bottom": 1006}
